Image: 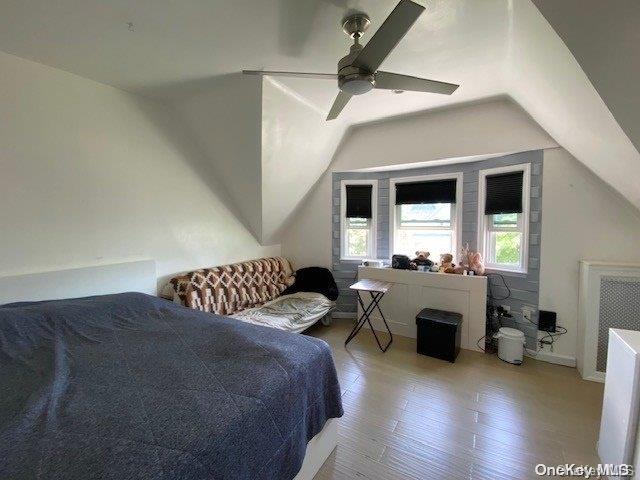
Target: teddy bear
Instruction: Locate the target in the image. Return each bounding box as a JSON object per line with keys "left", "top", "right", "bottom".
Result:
{"left": 468, "top": 251, "right": 485, "bottom": 275}
{"left": 440, "top": 253, "right": 456, "bottom": 273}
{"left": 411, "top": 251, "right": 433, "bottom": 269}
{"left": 454, "top": 243, "right": 486, "bottom": 276}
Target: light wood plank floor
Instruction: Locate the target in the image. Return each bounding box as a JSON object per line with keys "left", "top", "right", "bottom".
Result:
{"left": 307, "top": 321, "right": 604, "bottom": 480}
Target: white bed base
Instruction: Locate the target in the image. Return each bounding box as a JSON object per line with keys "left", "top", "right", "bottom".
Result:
{"left": 0, "top": 260, "right": 338, "bottom": 478}
{"left": 294, "top": 418, "right": 338, "bottom": 480}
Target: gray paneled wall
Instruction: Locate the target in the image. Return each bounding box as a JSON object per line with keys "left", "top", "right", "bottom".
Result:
{"left": 332, "top": 150, "right": 543, "bottom": 348}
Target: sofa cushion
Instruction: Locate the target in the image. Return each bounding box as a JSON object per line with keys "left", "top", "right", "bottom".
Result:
{"left": 167, "top": 257, "right": 294, "bottom": 316}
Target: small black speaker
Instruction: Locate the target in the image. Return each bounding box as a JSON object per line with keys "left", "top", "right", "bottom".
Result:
{"left": 391, "top": 254, "right": 411, "bottom": 270}
{"left": 538, "top": 310, "right": 557, "bottom": 332}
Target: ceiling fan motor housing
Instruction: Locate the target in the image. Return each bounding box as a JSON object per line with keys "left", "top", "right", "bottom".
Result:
{"left": 337, "top": 46, "right": 375, "bottom": 95}
{"left": 338, "top": 13, "right": 376, "bottom": 95}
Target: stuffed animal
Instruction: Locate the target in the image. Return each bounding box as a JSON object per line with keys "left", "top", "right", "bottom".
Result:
{"left": 455, "top": 243, "right": 486, "bottom": 275}
{"left": 469, "top": 252, "right": 485, "bottom": 275}
{"left": 411, "top": 251, "right": 433, "bottom": 269}
{"left": 440, "top": 253, "right": 456, "bottom": 273}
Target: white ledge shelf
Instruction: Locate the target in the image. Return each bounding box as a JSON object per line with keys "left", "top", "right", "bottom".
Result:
{"left": 357, "top": 266, "right": 487, "bottom": 352}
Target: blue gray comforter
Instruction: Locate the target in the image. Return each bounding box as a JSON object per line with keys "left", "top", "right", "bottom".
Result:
{"left": 0, "top": 292, "right": 343, "bottom": 480}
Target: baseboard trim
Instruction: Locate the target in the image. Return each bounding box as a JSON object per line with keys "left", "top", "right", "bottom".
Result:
{"left": 581, "top": 371, "right": 605, "bottom": 383}
{"left": 334, "top": 314, "right": 578, "bottom": 368}
{"left": 332, "top": 312, "right": 356, "bottom": 320}
{"left": 525, "top": 349, "right": 576, "bottom": 367}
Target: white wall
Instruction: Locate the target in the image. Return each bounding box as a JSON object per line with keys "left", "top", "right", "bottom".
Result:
{"left": 331, "top": 98, "right": 557, "bottom": 172}
{"left": 539, "top": 148, "right": 640, "bottom": 358}
{"left": 0, "top": 51, "right": 279, "bottom": 289}
{"left": 260, "top": 78, "right": 346, "bottom": 244}
{"left": 168, "top": 75, "right": 347, "bottom": 247}
{"left": 282, "top": 98, "right": 557, "bottom": 269}
{"left": 170, "top": 73, "right": 264, "bottom": 241}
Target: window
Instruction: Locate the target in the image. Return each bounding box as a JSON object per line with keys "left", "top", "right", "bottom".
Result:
{"left": 390, "top": 174, "right": 462, "bottom": 261}
{"left": 344, "top": 217, "right": 371, "bottom": 258}
{"left": 340, "top": 181, "right": 377, "bottom": 260}
{"left": 478, "top": 165, "right": 530, "bottom": 273}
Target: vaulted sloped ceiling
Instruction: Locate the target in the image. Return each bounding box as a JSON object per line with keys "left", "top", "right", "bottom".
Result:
{"left": 532, "top": 0, "right": 640, "bottom": 153}
{"left": 507, "top": 0, "right": 640, "bottom": 209}
{"left": 0, "top": 0, "right": 638, "bottom": 244}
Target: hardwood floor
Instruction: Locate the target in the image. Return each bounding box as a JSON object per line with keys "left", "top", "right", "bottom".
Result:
{"left": 307, "top": 321, "right": 604, "bottom": 480}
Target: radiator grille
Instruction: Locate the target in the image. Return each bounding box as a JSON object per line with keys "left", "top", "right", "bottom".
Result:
{"left": 596, "top": 276, "right": 640, "bottom": 372}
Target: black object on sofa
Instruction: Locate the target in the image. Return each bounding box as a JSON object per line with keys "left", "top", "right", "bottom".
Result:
{"left": 416, "top": 308, "right": 463, "bottom": 363}
{"left": 282, "top": 267, "right": 339, "bottom": 301}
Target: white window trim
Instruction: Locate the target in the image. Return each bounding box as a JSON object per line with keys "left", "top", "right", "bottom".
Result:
{"left": 477, "top": 163, "right": 531, "bottom": 275}
{"left": 389, "top": 172, "right": 464, "bottom": 260}
{"left": 340, "top": 179, "right": 378, "bottom": 261}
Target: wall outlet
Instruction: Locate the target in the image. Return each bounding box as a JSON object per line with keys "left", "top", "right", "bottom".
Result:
{"left": 500, "top": 305, "right": 511, "bottom": 314}
{"left": 522, "top": 307, "right": 532, "bottom": 323}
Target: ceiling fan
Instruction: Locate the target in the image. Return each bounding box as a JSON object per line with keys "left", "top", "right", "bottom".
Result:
{"left": 243, "top": 0, "right": 459, "bottom": 121}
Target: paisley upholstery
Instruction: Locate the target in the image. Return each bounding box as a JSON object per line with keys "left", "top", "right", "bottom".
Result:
{"left": 166, "top": 257, "right": 295, "bottom": 316}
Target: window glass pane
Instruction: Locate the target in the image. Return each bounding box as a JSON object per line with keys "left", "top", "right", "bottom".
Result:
{"left": 399, "top": 204, "right": 451, "bottom": 227}
{"left": 492, "top": 213, "right": 518, "bottom": 228}
{"left": 347, "top": 217, "right": 369, "bottom": 229}
{"left": 395, "top": 229, "right": 453, "bottom": 260}
{"left": 491, "top": 231, "right": 522, "bottom": 265}
{"left": 347, "top": 228, "right": 368, "bottom": 257}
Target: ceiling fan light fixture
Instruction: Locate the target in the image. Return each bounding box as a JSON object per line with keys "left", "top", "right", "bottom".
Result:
{"left": 339, "top": 73, "right": 376, "bottom": 95}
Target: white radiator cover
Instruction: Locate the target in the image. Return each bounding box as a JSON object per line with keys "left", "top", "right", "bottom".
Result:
{"left": 578, "top": 261, "right": 640, "bottom": 382}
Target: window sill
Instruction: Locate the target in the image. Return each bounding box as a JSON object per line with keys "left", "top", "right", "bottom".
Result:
{"left": 340, "top": 257, "right": 367, "bottom": 263}
{"left": 484, "top": 267, "right": 528, "bottom": 277}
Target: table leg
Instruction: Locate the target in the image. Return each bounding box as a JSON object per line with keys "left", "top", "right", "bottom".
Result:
{"left": 344, "top": 291, "right": 393, "bottom": 352}
{"left": 344, "top": 291, "right": 378, "bottom": 346}
{"left": 369, "top": 291, "right": 393, "bottom": 352}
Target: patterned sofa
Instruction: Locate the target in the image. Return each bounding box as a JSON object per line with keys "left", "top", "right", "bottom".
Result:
{"left": 163, "top": 257, "right": 295, "bottom": 315}
{"left": 163, "top": 257, "right": 335, "bottom": 332}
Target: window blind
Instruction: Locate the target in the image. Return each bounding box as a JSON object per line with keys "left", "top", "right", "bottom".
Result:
{"left": 484, "top": 171, "right": 524, "bottom": 215}
{"left": 346, "top": 184, "right": 373, "bottom": 218}
{"left": 395, "top": 179, "right": 457, "bottom": 205}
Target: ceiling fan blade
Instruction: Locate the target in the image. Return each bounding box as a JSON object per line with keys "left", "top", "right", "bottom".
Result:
{"left": 375, "top": 71, "right": 459, "bottom": 95}
{"left": 242, "top": 70, "right": 337, "bottom": 80}
{"left": 352, "top": 0, "right": 425, "bottom": 73}
{"left": 326, "top": 91, "right": 352, "bottom": 120}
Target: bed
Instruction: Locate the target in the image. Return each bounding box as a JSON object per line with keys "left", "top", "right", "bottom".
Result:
{"left": 0, "top": 262, "right": 343, "bottom": 480}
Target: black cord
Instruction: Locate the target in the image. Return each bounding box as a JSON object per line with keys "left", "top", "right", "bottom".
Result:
{"left": 486, "top": 273, "right": 511, "bottom": 301}
{"left": 481, "top": 272, "right": 569, "bottom": 356}
{"left": 538, "top": 325, "right": 567, "bottom": 351}
{"left": 481, "top": 273, "right": 568, "bottom": 357}
{"left": 479, "top": 273, "right": 513, "bottom": 352}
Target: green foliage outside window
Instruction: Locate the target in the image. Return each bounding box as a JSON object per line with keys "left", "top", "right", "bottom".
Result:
{"left": 347, "top": 229, "right": 367, "bottom": 257}
{"left": 494, "top": 232, "right": 521, "bottom": 264}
